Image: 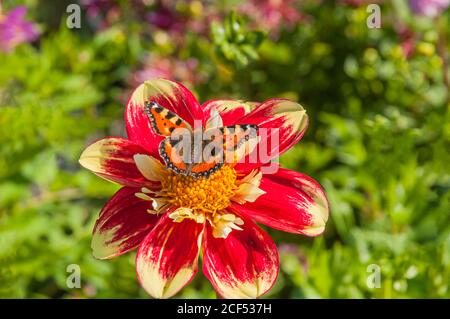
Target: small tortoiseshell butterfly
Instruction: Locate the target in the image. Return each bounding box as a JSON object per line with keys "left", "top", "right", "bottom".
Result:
{"left": 144, "top": 101, "right": 258, "bottom": 178}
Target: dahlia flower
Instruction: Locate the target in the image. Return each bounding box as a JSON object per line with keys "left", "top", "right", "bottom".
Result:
{"left": 79, "top": 78, "right": 329, "bottom": 298}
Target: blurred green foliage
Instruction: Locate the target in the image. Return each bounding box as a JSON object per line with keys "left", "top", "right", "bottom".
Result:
{"left": 211, "top": 12, "right": 265, "bottom": 67}
{"left": 0, "top": 0, "right": 449, "bottom": 298}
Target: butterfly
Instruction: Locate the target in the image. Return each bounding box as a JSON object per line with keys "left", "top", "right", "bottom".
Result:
{"left": 144, "top": 101, "right": 259, "bottom": 178}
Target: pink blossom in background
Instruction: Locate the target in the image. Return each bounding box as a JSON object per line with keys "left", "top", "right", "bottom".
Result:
{"left": 409, "top": 0, "right": 450, "bottom": 17}
{"left": 81, "top": 0, "right": 147, "bottom": 30}
{"left": 129, "top": 56, "right": 203, "bottom": 88}
{"left": 147, "top": 3, "right": 220, "bottom": 37}
{"left": 239, "top": 0, "right": 306, "bottom": 34}
{"left": 147, "top": 5, "right": 181, "bottom": 31}
{"left": 0, "top": 6, "right": 39, "bottom": 52}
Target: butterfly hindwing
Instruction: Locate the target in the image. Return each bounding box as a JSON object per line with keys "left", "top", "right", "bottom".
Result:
{"left": 159, "top": 132, "right": 224, "bottom": 178}
{"left": 144, "top": 101, "right": 190, "bottom": 137}
{"left": 197, "top": 124, "right": 259, "bottom": 170}
{"left": 222, "top": 124, "right": 259, "bottom": 164}
{"left": 190, "top": 131, "right": 224, "bottom": 177}
{"left": 159, "top": 137, "right": 189, "bottom": 174}
{"left": 190, "top": 161, "right": 224, "bottom": 178}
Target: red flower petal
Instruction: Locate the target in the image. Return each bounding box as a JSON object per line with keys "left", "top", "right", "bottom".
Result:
{"left": 202, "top": 216, "right": 279, "bottom": 299}
{"left": 136, "top": 214, "right": 203, "bottom": 298}
{"left": 234, "top": 98, "right": 308, "bottom": 172}
{"left": 234, "top": 168, "right": 329, "bottom": 236}
{"left": 79, "top": 137, "right": 159, "bottom": 188}
{"left": 91, "top": 187, "right": 159, "bottom": 259}
{"left": 125, "top": 78, "right": 205, "bottom": 156}
{"left": 202, "top": 99, "right": 259, "bottom": 126}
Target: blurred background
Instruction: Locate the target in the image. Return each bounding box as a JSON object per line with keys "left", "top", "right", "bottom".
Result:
{"left": 0, "top": 0, "right": 449, "bottom": 298}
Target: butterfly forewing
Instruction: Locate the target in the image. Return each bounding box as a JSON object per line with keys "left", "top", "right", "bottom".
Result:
{"left": 144, "top": 101, "right": 191, "bottom": 136}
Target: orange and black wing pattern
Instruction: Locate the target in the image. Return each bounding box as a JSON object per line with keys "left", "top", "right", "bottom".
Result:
{"left": 159, "top": 124, "right": 258, "bottom": 178}
{"left": 189, "top": 161, "right": 224, "bottom": 178}
{"left": 159, "top": 132, "right": 224, "bottom": 178}
{"left": 189, "top": 130, "right": 224, "bottom": 177}
{"left": 159, "top": 137, "right": 189, "bottom": 174}
{"left": 145, "top": 102, "right": 258, "bottom": 179}
{"left": 221, "top": 124, "right": 259, "bottom": 164}
{"left": 144, "top": 101, "right": 190, "bottom": 137}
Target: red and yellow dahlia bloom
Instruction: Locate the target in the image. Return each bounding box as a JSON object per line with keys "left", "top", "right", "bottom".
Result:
{"left": 79, "top": 78, "right": 329, "bottom": 299}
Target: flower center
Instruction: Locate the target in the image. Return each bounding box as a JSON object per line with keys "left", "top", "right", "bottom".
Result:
{"left": 160, "top": 165, "right": 237, "bottom": 216}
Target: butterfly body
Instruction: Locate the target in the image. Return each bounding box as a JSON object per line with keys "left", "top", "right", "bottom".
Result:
{"left": 145, "top": 101, "right": 258, "bottom": 179}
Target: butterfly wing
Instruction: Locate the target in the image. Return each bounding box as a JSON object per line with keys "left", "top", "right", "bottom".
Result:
{"left": 145, "top": 101, "right": 258, "bottom": 179}
{"left": 159, "top": 131, "right": 223, "bottom": 178}
{"left": 145, "top": 101, "right": 193, "bottom": 175}
{"left": 159, "top": 137, "right": 189, "bottom": 175}
{"left": 188, "top": 128, "right": 224, "bottom": 178}
{"left": 222, "top": 124, "right": 259, "bottom": 164}
{"left": 144, "top": 101, "right": 191, "bottom": 136}
{"left": 189, "top": 161, "right": 224, "bottom": 178}
{"left": 186, "top": 125, "right": 258, "bottom": 178}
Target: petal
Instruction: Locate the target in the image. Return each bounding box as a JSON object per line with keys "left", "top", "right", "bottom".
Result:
{"left": 202, "top": 216, "right": 279, "bottom": 299}
{"left": 136, "top": 214, "right": 204, "bottom": 299}
{"left": 91, "top": 187, "right": 160, "bottom": 259}
{"left": 232, "top": 170, "right": 265, "bottom": 204}
{"left": 234, "top": 168, "right": 329, "bottom": 236}
{"left": 125, "top": 78, "right": 204, "bottom": 155}
{"left": 210, "top": 212, "right": 244, "bottom": 239}
{"left": 202, "top": 99, "right": 259, "bottom": 126}
{"left": 133, "top": 154, "right": 167, "bottom": 182}
{"left": 205, "top": 107, "right": 223, "bottom": 129}
{"left": 241, "top": 98, "right": 308, "bottom": 154}
{"left": 79, "top": 137, "right": 157, "bottom": 188}
{"left": 234, "top": 99, "right": 308, "bottom": 172}
{"left": 168, "top": 207, "right": 205, "bottom": 224}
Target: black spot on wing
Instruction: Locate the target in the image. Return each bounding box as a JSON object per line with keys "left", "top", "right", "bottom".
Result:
{"left": 169, "top": 138, "right": 179, "bottom": 147}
